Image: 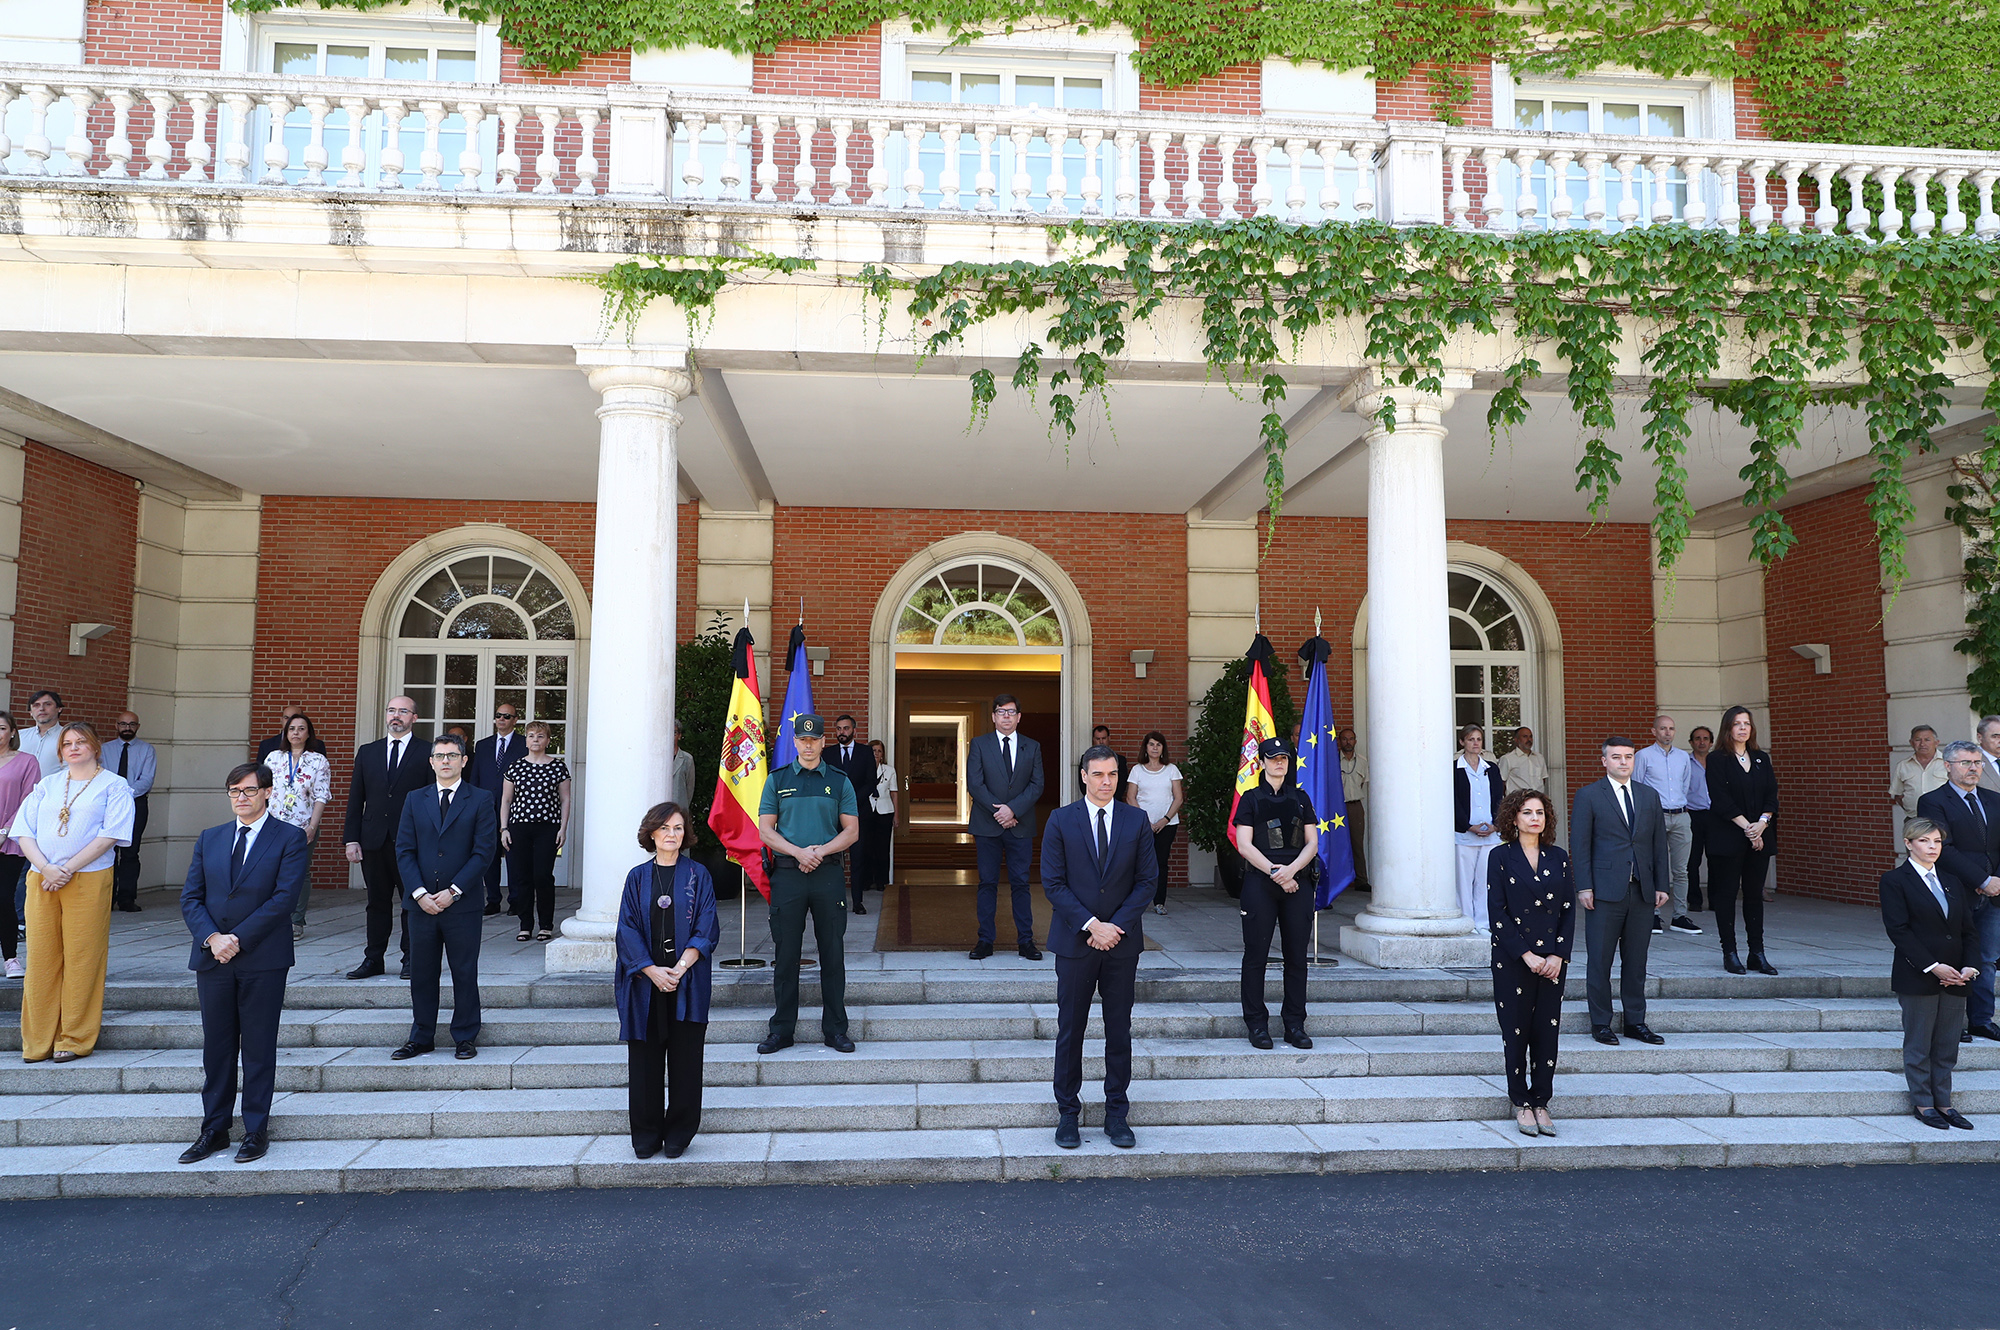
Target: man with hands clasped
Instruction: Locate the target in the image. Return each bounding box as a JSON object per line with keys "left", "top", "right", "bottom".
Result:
{"left": 392, "top": 732, "right": 498, "bottom": 1062}
{"left": 757, "top": 714, "right": 861, "bottom": 1055}
{"left": 1571, "top": 736, "right": 1671, "bottom": 1047}
{"left": 1917, "top": 741, "right": 2000, "bottom": 1045}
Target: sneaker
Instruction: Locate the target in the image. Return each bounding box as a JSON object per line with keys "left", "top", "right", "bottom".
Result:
{"left": 292, "top": 923, "right": 306, "bottom": 941}
{"left": 3, "top": 957, "right": 21, "bottom": 979}
{"left": 1652, "top": 915, "right": 1666, "bottom": 934}
{"left": 1153, "top": 904, "right": 1166, "bottom": 916}
{"left": 1669, "top": 915, "right": 1702, "bottom": 935}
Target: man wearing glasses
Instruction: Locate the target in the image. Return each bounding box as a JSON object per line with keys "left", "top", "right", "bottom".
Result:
{"left": 391, "top": 732, "right": 497, "bottom": 1061}
{"left": 343, "top": 697, "right": 432, "bottom": 980}
{"left": 470, "top": 703, "right": 522, "bottom": 916}
{"left": 177, "top": 763, "right": 311, "bottom": 1165}
{"left": 1919, "top": 742, "right": 2000, "bottom": 1044}
{"left": 965, "top": 694, "right": 1046, "bottom": 961}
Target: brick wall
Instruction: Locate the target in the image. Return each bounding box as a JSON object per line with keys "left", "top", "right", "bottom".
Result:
{"left": 85, "top": 0, "right": 223, "bottom": 69}
{"left": 14, "top": 442, "right": 138, "bottom": 733}
{"left": 251, "top": 497, "right": 697, "bottom": 888}
{"left": 1378, "top": 59, "right": 1495, "bottom": 218}
{"left": 1762, "top": 487, "right": 1890, "bottom": 905}
{"left": 753, "top": 27, "right": 884, "bottom": 99}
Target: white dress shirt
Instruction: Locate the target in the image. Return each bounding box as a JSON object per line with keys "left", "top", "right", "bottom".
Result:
{"left": 230, "top": 810, "right": 272, "bottom": 861}
{"left": 413, "top": 778, "right": 464, "bottom": 901}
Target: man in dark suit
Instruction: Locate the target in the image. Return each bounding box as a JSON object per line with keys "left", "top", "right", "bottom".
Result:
{"left": 1078, "top": 724, "right": 1130, "bottom": 802}
{"left": 965, "top": 693, "right": 1046, "bottom": 960}
{"left": 342, "top": 696, "right": 432, "bottom": 980}
{"left": 255, "top": 704, "right": 328, "bottom": 764}
{"left": 1571, "top": 735, "right": 1671, "bottom": 1047}
{"left": 469, "top": 701, "right": 522, "bottom": 916}
{"left": 826, "top": 714, "right": 878, "bottom": 914}
{"left": 1917, "top": 740, "right": 2000, "bottom": 1043}
{"left": 393, "top": 731, "right": 498, "bottom": 1060}
{"left": 177, "top": 762, "right": 312, "bottom": 1165}
{"left": 1042, "top": 745, "right": 1156, "bottom": 1150}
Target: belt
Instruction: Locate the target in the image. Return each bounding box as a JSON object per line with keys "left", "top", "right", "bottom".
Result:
{"left": 1662, "top": 807, "right": 1687, "bottom": 814}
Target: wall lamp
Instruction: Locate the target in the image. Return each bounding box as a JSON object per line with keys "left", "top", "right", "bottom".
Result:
{"left": 805, "top": 645, "right": 830, "bottom": 676}
{"left": 68, "top": 623, "right": 114, "bottom": 657}
{"left": 1130, "top": 649, "right": 1155, "bottom": 679}
{"left": 1790, "top": 643, "right": 1832, "bottom": 675}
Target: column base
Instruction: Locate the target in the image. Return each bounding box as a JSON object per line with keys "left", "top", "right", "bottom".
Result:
{"left": 544, "top": 914, "right": 617, "bottom": 973}
{"left": 1340, "top": 924, "right": 1489, "bottom": 969}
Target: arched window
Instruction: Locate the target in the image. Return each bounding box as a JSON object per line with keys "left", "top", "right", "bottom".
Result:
{"left": 395, "top": 552, "right": 578, "bottom": 751}
{"left": 1448, "top": 567, "right": 1534, "bottom": 757}
{"left": 894, "top": 560, "right": 1065, "bottom": 648}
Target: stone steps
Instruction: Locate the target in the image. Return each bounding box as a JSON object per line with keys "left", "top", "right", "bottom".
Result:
{"left": 7, "top": 1115, "right": 1997, "bottom": 1198}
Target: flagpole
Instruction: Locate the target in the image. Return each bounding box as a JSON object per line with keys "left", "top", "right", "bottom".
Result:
{"left": 719, "top": 863, "right": 765, "bottom": 968}
{"left": 1305, "top": 910, "right": 1341, "bottom": 965}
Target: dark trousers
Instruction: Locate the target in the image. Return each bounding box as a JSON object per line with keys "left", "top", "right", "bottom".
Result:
{"left": 1584, "top": 889, "right": 1651, "bottom": 1029}
{"left": 1493, "top": 950, "right": 1564, "bottom": 1107}
{"left": 1151, "top": 825, "right": 1178, "bottom": 905}
{"left": 860, "top": 811, "right": 894, "bottom": 889}
{"left": 1239, "top": 871, "right": 1312, "bottom": 1033}
{"left": 1053, "top": 948, "right": 1138, "bottom": 1118}
{"left": 1686, "top": 809, "right": 1711, "bottom": 910}
{"left": 112, "top": 795, "right": 148, "bottom": 908}
{"left": 508, "top": 821, "right": 560, "bottom": 930}
{"left": 1345, "top": 802, "right": 1368, "bottom": 887}
{"left": 974, "top": 832, "right": 1035, "bottom": 946}
{"left": 768, "top": 862, "right": 847, "bottom": 1040}
{"left": 360, "top": 841, "right": 409, "bottom": 965}
{"left": 1969, "top": 898, "right": 2000, "bottom": 1030}
{"left": 1899, "top": 992, "right": 1967, "bottom": 1108}
{"left": 1707, "top": 848, "right": 1771, "bottom": 955}
{"left": 628, "top": 989, "right": 706, "bottom": 1153}
{"left": 196, "top": 965, "right": 287, "bottom": 1138}
{"left": 483, "top": 830, "right": 506, "bottom": 910}
{"left": 406, "top": 900, "right": 481, "bottom": 1046}
{"left": 0, "top": 852, "right": 19, "bottom": 960}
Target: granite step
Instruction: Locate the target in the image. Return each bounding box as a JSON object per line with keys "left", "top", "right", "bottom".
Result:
{"left": 6, "top": 1114, "right": 1996, "bottom": 1199}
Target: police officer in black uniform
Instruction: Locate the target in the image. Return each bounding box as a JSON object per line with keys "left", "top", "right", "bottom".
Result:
{"left": 1231, "top": 736, "right": 1320, "bottom": 1050}
{"left": 756, "top": 714, "right": 861, "bottom": 1055}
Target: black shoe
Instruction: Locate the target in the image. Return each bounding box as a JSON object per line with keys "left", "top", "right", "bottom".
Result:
{"left": 455, "top": 1041, "right": 477, "bottom": 1060}
{"left": 1284, "top": 1028, "right": 1314, "bottom": 1050}
{"left": 233, "top": 1133, "right": 268, "bottom": 1163}
{"left": 1687, "top": 894, "right": 1705, "bottom": 912}
{"left": 1748, "top": 952, "right": 1778, "bottom": 976}
{"left": 117, "top": 902, "right": 141, "bottom": 913}
{"left": 662, "top": 1143, "right": 688, "bottom": 1158}
{"left": 1652, "top": 915, "right": 1665, "bottom": 934}
{"left": 1916, "top": 1107, "right": 1952, "bottom": 1130}
{"left": 1971, "top": 1023, "right": 2000, "bottom": 1043}
{"left": 757, "top": 1034, "right": 793, "bottom": 1055}
{"left": 1723, "top": 951, "right": 1746, "bottom": 974}
{"left": 824, "top": 1032, "right": 856, "bottom": 1053}
{"left": 1104, "top": 1118, "right": 1136, "bottom": 1149}
{"left": 345, "top": 959, "right": 384, "bottom": 980}
{"left": 482, "top": 902, "right": 503, "bottom": 916}
{"left": 1591, "top": 1027, "right": 1619, "bottom": 1046}
{"left": 1942, "top": 1107, "right": 1975, "bottom": 1130}
{"left": 1623, "top": 1024, "right": 1666, "bottom": 1045}
{"left": 633, "top": 1141, "right": 663, "bottom": 1160}
{"left": 1017, "top": 941, "right": 1043, "bottom": 961}
{"left": 1055, "top": 1113, "right": 1081, "bottom": 1149}
{"left": 1670, "top": 915, "right": 1702, "bottom": 934}
{"left": 1247, "top": 1026, "right": 1274, "bottom": 1050}
{"left": 399, "top": 962, "right": 411, "bottom": 980}
{"left": 852, "top": 898, "right": 866, "bottom": 915}
{"left": 178, "top": 1130, "right": 229, "bottom": 1164}
{"left": 390, "top": 1042, "right": 434, "bottom": 1060}
{"left": 968, "top": 941, "right": 994, "bottom": 960}
{"left": 1965, "top": 1028, "right": 1977, "bottom": 1044}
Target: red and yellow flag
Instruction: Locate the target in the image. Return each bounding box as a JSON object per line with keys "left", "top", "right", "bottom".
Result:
{"left": 708, "top": 626, "right": 772, "bottom": 900}
{"left": 1229, "top": 634, "right": 1278, "bottom": 828}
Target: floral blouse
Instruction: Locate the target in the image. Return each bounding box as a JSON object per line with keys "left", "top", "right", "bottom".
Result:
{"left": 265, "top": 748, "right": 332, "bottom": 834}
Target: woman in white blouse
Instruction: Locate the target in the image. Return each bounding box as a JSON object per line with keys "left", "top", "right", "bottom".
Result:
{"left": 12, "top": 722, "right": 135, "bottom": 1062}
{"left": 1125, "top": 731, "right": 1184, "bottom": 916}
{"left": 1453, "top": 724, "right": 1506, "bottom": 931}
{"left": 862, "top": 739, "right": 898, "bottom": 892}
{"left": 264, "top": 712, "right": 332, "bottom": 940}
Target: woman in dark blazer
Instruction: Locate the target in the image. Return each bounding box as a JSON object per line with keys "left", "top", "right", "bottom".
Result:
{"left": 1881, "top": 817, "right": 1980, "bottom": 1129}
{"left": 1703, "top": 704, "right": 1780, "bottom": 975}
{"left": 1487, "top": 787, "right": 1575, "bottom": 1138}
{"left": 615, "top": 801, "right": 720, "bottom": 1159}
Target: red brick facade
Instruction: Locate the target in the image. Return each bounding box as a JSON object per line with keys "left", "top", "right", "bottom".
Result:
{"left": 13, "top": 443, "right": 138, "bottom": 734}
{"left": 1762, "top": 486, "right": 1891, "bottom": 905}
{"left": 754, "top": 28, "right": 885, "bottom": 99}
{"left": 85, "top": 0, "right": 224, "bottom": 70}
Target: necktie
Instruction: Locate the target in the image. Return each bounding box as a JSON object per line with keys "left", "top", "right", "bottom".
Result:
{"left": 496, "top": 736, "right": 507, "bottom": 769}
{"left": 1003, "top": 736, "right": 1014, "bottom": 773}
{"left": 1967, "top": 790, "right": 1987, "bottom": 831}
{"left": 1096, "top": 806, "right": 1109, "bottom": 865}
{"left": 230, "top": 824, "right": 249, "bottom": 882}
{"left": 440, "top": 787, "right": 453, "bottom": 819}
{"left": 388, "top": 738, "right": 402, "bottom": 779}
{"left": 117, "top": 743, "right": 129, "bottom": 778}
{"left": 1618, "top": 783, "right": 1634, "bottom": 827}
{"left": 1924, "top": 869, "right": 1949, "bottom": 915}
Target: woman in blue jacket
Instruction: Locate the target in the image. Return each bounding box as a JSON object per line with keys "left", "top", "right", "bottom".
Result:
{"left": 615, "top": 801, "right": 720, "bottom": 1159}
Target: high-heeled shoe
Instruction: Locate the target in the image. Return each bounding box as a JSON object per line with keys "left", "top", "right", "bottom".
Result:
{"left": 1535, "top": 1109, "right": 1556, "bottom": 1137}
{"left": 1723, "top": 950, "right": 1746, "bottom": 974}
{"left": 1747, "top": 952, "right": 1778, "bottom": 975}
{"left": 1515, "top": 1108, "right": 1538, "bottom": 1137}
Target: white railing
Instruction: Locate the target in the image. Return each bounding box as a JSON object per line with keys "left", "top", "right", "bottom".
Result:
{"left": 5, "top": 61, "right": 2000, "bottom": 239}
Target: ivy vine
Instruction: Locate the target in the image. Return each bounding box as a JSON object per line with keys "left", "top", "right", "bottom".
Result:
{"left": 229, "top": 0, "right": 2000, "bottom": 147}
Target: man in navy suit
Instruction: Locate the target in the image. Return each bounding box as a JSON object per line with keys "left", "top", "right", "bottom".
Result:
{"left": 966, "top": 693, "right": 1047, "bottom": 960}
{"left": 1918, "top": 740, "right": 2000, "bottom": 1043}
{"left": 1571, "top": 736, "right": 1671, "bottom": 1047}
{"left": 393, "top": 732, "right": 498, "bottom": 1060}
{"left": 177, "top": 762, "right": 312, "bottom": 1165}
{"left": 1041, "top": 744, "right": 1156, "bottom": 1150}
{"left": 826, "top": 714, "right": 879, "bottom": 914}
{"left": 343, "top": 696, "right": 432, "bottom": 980}
{"left": 469, "top": 701, "right": 522, "bottom": 916}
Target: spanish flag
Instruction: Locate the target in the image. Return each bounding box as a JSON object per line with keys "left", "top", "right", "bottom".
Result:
{"left": 708, "top": 625, "right": 772, "bottom": 900}
{"left": 1229, "top": 633, "right": 1278, "bottom": 828}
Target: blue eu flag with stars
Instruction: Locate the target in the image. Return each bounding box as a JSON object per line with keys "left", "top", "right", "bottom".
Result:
{"left": 1297, "top": 635, "right": 1355, "bottom": 909}
{"left": 774, "top": 623, "right": 816, "bottom": 769}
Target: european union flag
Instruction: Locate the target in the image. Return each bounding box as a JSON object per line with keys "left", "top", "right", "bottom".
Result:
{"left": 1297, "top": 635, "right": 1355, "bottom": 909}
{"left": 773, "top": 623, "right": 815, "bottom": 769}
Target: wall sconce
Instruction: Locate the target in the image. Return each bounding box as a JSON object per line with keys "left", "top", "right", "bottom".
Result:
{"left": 805, "top": 645, "right": 829, "bottom": 677}
{"left": 68, "top": 623, "right": 113, "bottom": 657}
{"left": 1790, "top": 643, "right": 1832, "bottom": 675}
{"left": 1130, "top": 649, "right": 1155, "bottom": 679}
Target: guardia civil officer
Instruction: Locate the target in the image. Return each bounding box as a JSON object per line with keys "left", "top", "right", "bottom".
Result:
{"left": 1231, "top": 736, "right": 1320, "bottom": 1050}
{"left": 756, "top": 714, "right": 860, "bottom": 1054}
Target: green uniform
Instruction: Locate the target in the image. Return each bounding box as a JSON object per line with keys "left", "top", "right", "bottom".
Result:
{"left": 760, "top": 760, "right": 858, "bottom": 1041}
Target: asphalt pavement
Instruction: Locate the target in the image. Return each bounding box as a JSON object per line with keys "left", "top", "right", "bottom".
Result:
{"left": 3, "top": 1164, "right": 1992, "bottom": 1329}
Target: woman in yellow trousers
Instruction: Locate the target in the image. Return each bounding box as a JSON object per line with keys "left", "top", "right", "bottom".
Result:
{"left": 12, "top": 722, "right": 134, "bottom": 1062}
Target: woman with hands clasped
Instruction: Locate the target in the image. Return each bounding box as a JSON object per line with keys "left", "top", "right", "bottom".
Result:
{"left": 1232, "top": 736, "right": 1321, "bottom": 1051}
{"left": 1487, "top": 788, "right": 1576, "bottom": 1137}
{"left": 614, "top": 802, "right": 719, "bottom": 1159}
{"left": 1881, "top": 819, "right": 1980, "bottom": 1130}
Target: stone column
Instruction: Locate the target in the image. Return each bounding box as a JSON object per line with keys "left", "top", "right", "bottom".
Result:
{"left": 547, "top": 344, "right": 692, "bottom": 973}
{"left": 1339, "top": 370, "right": 1489, "bottom": 968}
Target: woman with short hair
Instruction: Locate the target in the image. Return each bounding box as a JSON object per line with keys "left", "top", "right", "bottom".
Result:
{"left": 12, "top": 722, "right": 135, "bottom": 1061}
{"left": 0, "top": 712, "right": 40, "bottom": 979}
{"left": 264, "top": 711, "right": 332, "bottom": 941}
{"left": 1488, "top": 788, "right": 1575, "bottom": 1137}
{"left": 1882, "top": 818, "right": 1979, "bottom": 1129}
{"left": 499, "top": 721, "right": 570, "bottom": 942}
{"left": 863, "top": 739, "right": 897, "bottom": 893}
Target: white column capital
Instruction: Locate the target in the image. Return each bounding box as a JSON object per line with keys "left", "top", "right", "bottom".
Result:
{"left": 575, "top": 343, "right": 694, "bottom": 406}
{"left": 1339, "top": 367, "right": 1474, "bottom": 428}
